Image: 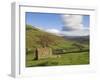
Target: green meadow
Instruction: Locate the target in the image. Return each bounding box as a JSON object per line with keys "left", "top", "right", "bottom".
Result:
{"left": 26, "top": 25, "right": 89, "bottom": 67}
{"left": 26, "top": 52, "right": 89, "bottom": 67}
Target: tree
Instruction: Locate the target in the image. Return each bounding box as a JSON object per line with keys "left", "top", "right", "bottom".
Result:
{"left": 37, "top": 34, "right": 55, "bottom": 48}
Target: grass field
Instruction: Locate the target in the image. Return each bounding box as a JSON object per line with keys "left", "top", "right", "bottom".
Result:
{"left": 26, "top": 51, "right": 89, "bottom": 67}
{"left": 26, "top": 25, "right": 89, "bottom": 67}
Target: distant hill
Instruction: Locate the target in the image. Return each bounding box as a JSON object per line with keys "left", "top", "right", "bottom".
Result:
{"left": 63, "top": 36, "right": 89, "bottom": 44}
{"left": 26, "top": 24, "right": 89, "bottom": 54}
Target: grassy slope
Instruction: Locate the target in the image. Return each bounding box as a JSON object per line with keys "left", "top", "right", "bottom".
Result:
{"left": 26, "top": 25, "right": 76, "bottom": 51}
{"left": 26, "top": 24, "right": 89, "bottom": 67}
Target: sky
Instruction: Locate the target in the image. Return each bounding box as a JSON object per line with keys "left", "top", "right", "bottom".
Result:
{"left": 26, "top": 12, "right": 90, "bottom": 36}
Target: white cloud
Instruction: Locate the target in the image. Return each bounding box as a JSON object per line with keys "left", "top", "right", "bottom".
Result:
{"left": 46, "top": 29, "right": 60, "bottom": 33}
{"left": 61, "top": 15, "right": 85, "bottom": 30}
{"left": 45, "top": 29, "right": 61, "bottom": 36}
{"left": 45, "top": 28, "right": 89, "bottom": 36}
{"left": 60, "top": 29, "right": 89, "bottom": 36}
{"left": 36, "top": 15, "right": 89, "bottom": 36}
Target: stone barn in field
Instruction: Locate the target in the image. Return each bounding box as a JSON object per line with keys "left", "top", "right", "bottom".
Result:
{"left": 34, "top": 47, "right": 60, "bottom": 60}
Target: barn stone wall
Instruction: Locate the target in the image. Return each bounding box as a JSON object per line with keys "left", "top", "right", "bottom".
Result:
{"left": 35, "top": 47, "right": 52, "bottom": 59}
{"left": 34, "top": 47, "right": 61, "bottom": 60}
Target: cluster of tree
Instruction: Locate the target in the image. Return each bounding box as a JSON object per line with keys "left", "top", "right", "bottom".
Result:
{"left": 36, "top": 34, "right": 56, "bottom": 48}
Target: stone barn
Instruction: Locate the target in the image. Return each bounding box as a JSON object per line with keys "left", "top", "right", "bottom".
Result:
{"left": 34, "top": 47, "right": 61, "bottom": 60}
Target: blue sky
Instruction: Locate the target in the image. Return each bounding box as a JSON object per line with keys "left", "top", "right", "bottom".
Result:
{"left": 26, "top": 12, "right": 64, "bottom": 30}
{"left": 83, "top": 15, "right": 90, "bottom": 28}
{"left": 25, "top": 12, "right": 90, "bottom": 36}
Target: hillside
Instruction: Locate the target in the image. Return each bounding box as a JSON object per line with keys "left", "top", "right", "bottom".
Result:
{"left": 63, "top": 36, "right": 89, "bottom": 44}
{"left": 26, "top": 24, "right": 89, "bottom": 67}
{"left": 26, "top": 24, "right": 76, "bottom": 53}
